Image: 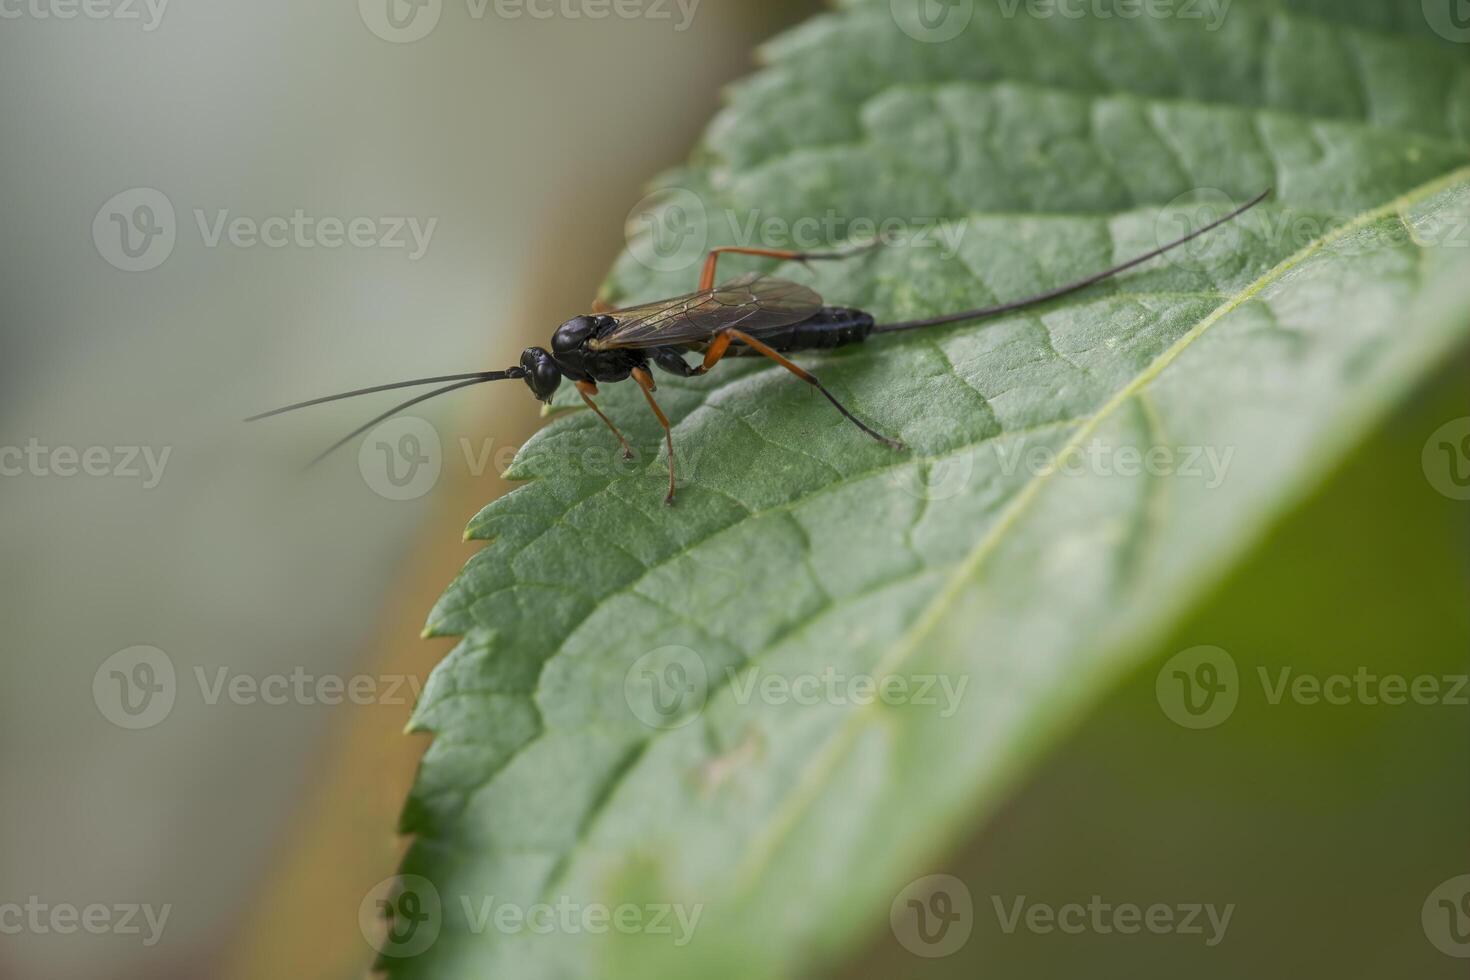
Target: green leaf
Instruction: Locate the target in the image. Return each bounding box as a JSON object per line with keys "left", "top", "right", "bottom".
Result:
{"left": 386, "top": 3, "right": 1470, "bottom": 977}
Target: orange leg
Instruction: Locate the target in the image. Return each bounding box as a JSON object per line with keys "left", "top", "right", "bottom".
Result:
{"left": 713, "top": 329, "right": 905, "bottom": 451}
{"left": 576, "top": 380, "right": 633, "bottom": 459}
{"left": 590, "top": 298, "right": 620, "bottom": 314}
{"left": 698, "top": 238, "right": 886, "bottom": 291}
{"left": 632, "top": 367, "right": 677, "bottom": 504}
{"left": 695, "top": 332, "right": 735, "bottom": 374}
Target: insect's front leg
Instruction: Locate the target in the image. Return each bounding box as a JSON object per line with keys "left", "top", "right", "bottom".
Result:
{"left": 631, "top": 368, "right": 678, "bottom": 505}
{"left": 575, "top": 380, "right": 633, "bottom": 459}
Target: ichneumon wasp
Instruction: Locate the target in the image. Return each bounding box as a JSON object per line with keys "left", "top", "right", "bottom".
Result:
{"left": 249, "top": 190, "right": 1270, "bottom": 504}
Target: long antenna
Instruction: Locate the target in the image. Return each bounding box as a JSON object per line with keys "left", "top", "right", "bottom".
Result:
{"left": 304, "top": 376, "right": 504, "bottom": 467}
{"left": 245, "top": 370, "right": 521, "bottom": 423}
{"left": 873, "top": 188, "right": 1271, "bottom": 335}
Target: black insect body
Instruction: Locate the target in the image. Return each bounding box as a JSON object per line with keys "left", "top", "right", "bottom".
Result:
{"left": 250, "top": 191, "right": 1270, "bottom": 504}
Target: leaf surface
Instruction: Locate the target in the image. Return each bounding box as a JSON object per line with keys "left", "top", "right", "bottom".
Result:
{"left": 387, "top": 3, "right": 1470, "bottom": 976}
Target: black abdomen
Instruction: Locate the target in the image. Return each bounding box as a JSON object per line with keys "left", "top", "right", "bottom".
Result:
{"left": 741, "top": 307, "right": 874, "bottom": 353}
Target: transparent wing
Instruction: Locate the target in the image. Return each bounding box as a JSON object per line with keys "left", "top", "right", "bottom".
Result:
{"left": 589, "top": 274, "right": 822, "bottom": 350}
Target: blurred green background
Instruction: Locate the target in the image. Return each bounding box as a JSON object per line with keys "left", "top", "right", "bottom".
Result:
{"left": 840, "top": 357, "right": 1470, "bottom": 979}
{"left": 0, "top": 2, "right": 1465, "bottom": 978}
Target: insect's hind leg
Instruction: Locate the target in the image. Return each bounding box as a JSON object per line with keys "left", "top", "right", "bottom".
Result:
{"left": 715, "top": 328, "right": 905, "bottom": 451}
{"left": 698, "top": 239, "right": 885, "bottom": 291}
